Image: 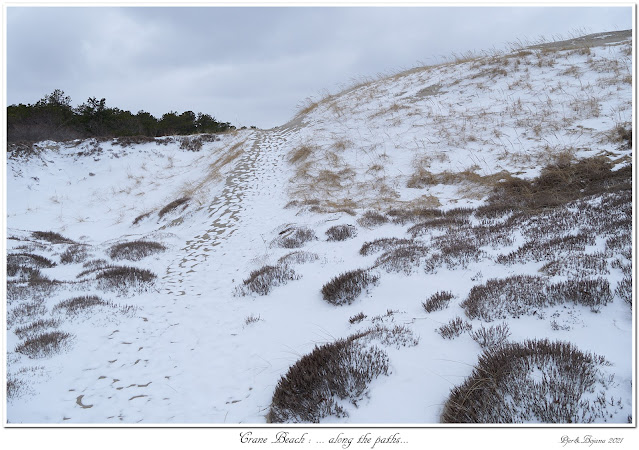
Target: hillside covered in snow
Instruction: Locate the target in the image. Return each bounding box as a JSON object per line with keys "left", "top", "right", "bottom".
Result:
{"left": 5, "top": 29, "right": 633, "bottom": 424}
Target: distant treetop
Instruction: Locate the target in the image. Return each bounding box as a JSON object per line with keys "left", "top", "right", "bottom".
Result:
{"left": 7, "top": 89, "right": 235, "bottom": 143}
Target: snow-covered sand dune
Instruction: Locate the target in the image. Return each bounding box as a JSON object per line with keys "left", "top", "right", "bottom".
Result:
{"left": 5, "top": 30, "right": 633, "bottom": 424}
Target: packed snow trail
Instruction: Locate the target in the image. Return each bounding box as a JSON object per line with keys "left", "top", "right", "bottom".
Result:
{"left": 12, "top": 125, "right": 306, "bottom": 423}
{"left": 161, "top": 131, "right": 264, "bottom": 297}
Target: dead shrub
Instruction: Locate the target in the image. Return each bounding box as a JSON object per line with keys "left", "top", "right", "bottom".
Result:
{"left": 271, "top": 226, "right": 317, "bottom": 249}
{"left": 321, "top": 269, "right": 379, "bottom": 306}
{"left": 357, "top": 324, "right": 420, "bottom": 349}
{"left": 244, "top": 314, "right": 261, "bottom": 326}
{"left": 423, "top": 291, "right": 454, "bottom": 313}
{"left": 540, "top": 253, "right": 609, "bottom": 278}
{"left": 278, "top": 251, "right": 319, "bottom": 265}
{"left": 462, "top": 275, "right": 549, "bottom": 321}
{"left": 7, "top": 253, "right": 56, "bottom": 269}
{"left": 408, "top": 217, "right": 470, "bottom": 237}
{"left": 6, "top": 376, "right": 25, "bottom": 400}
{"left": 53, "top": 295, "right": 110, "bottom": 315}
{"left": 267, "top": 335, "right": 389, "bottom": 423}
{"left": 60, "top": 245, "right": 90, "bottom": 264}
{"left": 14, "top": 319, "right": 61, "bottom": 340}
{"left": 359, "top": 238, "right": 413, "bottom": 256}
{"left": 7, "top": 300, "right": 47, "bottom": 327}
{"left": 386, "top": 207, "right": 444, "bottom": 224}
{"left": 235, "top": 264, "right": 300, "bottom": 296}
{"left": 436, "top": 238, "right": 484, "bottom": 269}
{"left": 15, "top": 331, "right": 74, "bottom": 359}
{"left": 178, "top": 136, "right": 203, "bottom": 151}
{"left": 7, "top": 279, "right": 59, "bottom": 308}
{"left": 441, "top": 339, "right": 614, "bottom": 423}
{"left": 7, "top": 264, "right": 48, "bottom": 283}
{"left": 438, "top": 317, "right": 472, "bottom": 339}
{"left": 325, "top": 224, "right": 358, "bottom": 242}
{"left": 357, "top": 210, "right": 389, "bottom": 227}
{"left": 158, "top": 197, "right": 190, "bottom": 219}
{"left": 113, "top": 135, "right": 156, "bottom": 147}
{"left": 374, "top": 244, "right": 431, "bottom": 274}
{"left": 497, "top": 233, "right": 594, "bottom": 265}
{"left": 108, "top": 240, "right": 167, "bottom": 261}
{"left": 616, "top": 276, "right": 632, "bottom": 309}
{"left": 463, "top": 276, "right": 613, "bottom": 320}
{"left": 95, "top": 266, "right": 156, "bottom": 293}
{"left": 349, "top": 312, "right": 367, "bottom": 324}
{"left": 547, "top": 278, "right": 613, "bottom": 313}
{"left": 470, "top": 323, "right": 511, "bottom": 349}
{"left": 31, "top": 231, "right": 75, "bottom": 244}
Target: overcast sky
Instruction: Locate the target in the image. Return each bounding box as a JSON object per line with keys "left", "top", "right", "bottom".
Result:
{"left": 6, "top": 4, "right": 632, "bottom": 129}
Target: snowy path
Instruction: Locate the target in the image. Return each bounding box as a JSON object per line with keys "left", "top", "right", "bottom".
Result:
{"left": 27, "top": 126, "right": 300, "bottom": 423}
{"left": 161, "top": 131, "right": 263, "bottom": 297}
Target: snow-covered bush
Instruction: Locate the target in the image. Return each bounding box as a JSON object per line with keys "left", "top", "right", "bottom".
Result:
{"left": 356, "top": 210, "right": 388, "bottom": 228}
{"left": 14, "top": 319, "right": 61, "bottom": 340}
{"left": 374, "top": 243, "right": 430, "bottom": 274}
{"left": 437, "top": 317, "right": 472, "bottom": 339}
{"left": 616, "top": 276, "right": 632, "bottom": 309}
{"left": 408, "top": 217, "right": 470, "bottom": 237}
{"left": 325, "top": 224, "right": 357, "bottom": 241}
{"left": 15, "top": 331, "right": 74, "bottom": 359}
{"left": 52, "top": 295, "right": 134, "bottom": 317}
{"left": 108, "top": 240, "right": 167, "bottom": 261}
{"left": 435, "top": 237, "right": 484, "bottom": 269}
{"left": 441, "top": 339, "right": 615, "bottom": 423}
{"left": 8, "top": 253, "right": 56, "bottom": 269}
{"left": 95, "top": 266, "right": 156, "bottom": 293}
{"left": 271, "top": 226, "right": 317, "bottom": 249}
{"left": 277, "top": 250, "right": 318, "bottom": 265}
{"left": 470, "top": 322, "right": 511, "bottom": 349}
{"left": 321, "top": 269, "right": 379, "bottom": 305}
{"left": 462, "top": 275, "right": 549, "bottom": 321}
{"left": 31, "top": 230, "right": 75, "bottom": 244}
{"left": 60, "top": 244, "right": 90, "bottom": 264}
{"left": 235, "top": 264, "right": 299, "bottom": 296}
{"left": 386, "top": 206, "right": 443, "bottom": 224}
{"left": 423, "top": 291, "right": 454, "bottom": 313}
{"left": 178, "top": 135, "right": 203, "bottom": 152}
{"left": 359, "top": 237, "right": 412, "bottom": 256}
{"left": 348, "top": 312, "right": 367, "bottom": 324}
{"left": 267, "top": 335, "right": 389, "bottom": 423}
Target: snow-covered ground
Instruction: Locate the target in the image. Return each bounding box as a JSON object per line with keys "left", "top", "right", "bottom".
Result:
{"left": 4, "top": 30, "right": 634, "bottom": 424}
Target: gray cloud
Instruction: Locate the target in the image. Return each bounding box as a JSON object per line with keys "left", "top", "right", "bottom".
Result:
{"left": 7, "top": 6, "right": 632, "bottom": 128}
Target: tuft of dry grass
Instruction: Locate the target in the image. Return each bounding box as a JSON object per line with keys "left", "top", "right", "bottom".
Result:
{"left": 158, "top": 197, "right": 190, "bottom": 219}
{"left": 288, "top": 144, "right": 314, "bottom": 164}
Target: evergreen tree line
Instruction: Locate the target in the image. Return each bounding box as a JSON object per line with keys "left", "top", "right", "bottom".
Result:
{"left": 7, "top": 89, "right": 235, "bottom": 143}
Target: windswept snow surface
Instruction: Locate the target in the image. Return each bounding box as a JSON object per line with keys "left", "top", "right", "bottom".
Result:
{"left": 5, "top": 31, "right": 634, "bottom": 424}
